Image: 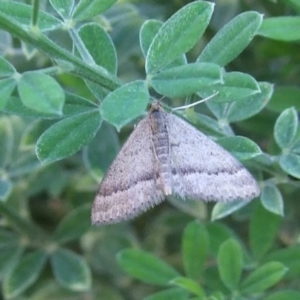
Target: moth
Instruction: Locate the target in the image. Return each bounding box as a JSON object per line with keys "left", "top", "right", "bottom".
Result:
{"left": 92, "top": 102, "right": 260, "bottom": 224}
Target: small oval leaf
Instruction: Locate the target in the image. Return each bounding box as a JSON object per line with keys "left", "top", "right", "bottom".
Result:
{"left": 212, "top": 201, "right": 250, "bottom": 221}
{"left": 72, "top": 0, "right": 117, "bottom": 21}
{"left": 261, "top": 184, "right": 284, "bottom": 216}
{"left": 182, "top": 221, "right": 209, "bottom": 281}
{"left": 258, "top": 16, "right": 300, "bottom": 41}
{"left": 51, "top": 248, "right": 91, "bottom": 291}
{"left": 241, "top": 262, "right": 287, "bottom": 294}
{"left": 3, "top": 250, "right": 47, "bottom": 299}
{"left": 53, "top": 205, "right": 90, "bottom": 244}
{"left": 198, "top": 11, "right": 263, "bottom": 66}
{"left": 140, "top": 20, "right": 163, "bottom": 57}
{"left": 78, "top": 23, "right": 117, "bottom": 74}
{"left": 36, "top": 110, "right": 102, "bottom": 164}
{"left": 146, "top": 1, "right": 214, "bottom": 74}
{"left": 279, "top": 153, "right": 300, "bottom": 179}
{"left": 117, "top": 249, "right": 180, "bottom": 286}
{"left": 225, "top": 82, "right": 273, "bottom": 122}
{"left": 198, "top": 72, "right": 261, "bottom": 103}
{"left": 217, "top": 136, "right": 262, "bottom": 160}
{"left": 0, "top": 57, "right": 16, "bottom": 77}
{"left": 18, "top": 72, "right": 65, "bottom": 115}
{"left": 274, "top": 107, "right": 298, "bottom": 149}
{"left": 250, "top": 202, "right": 281, "bottom": 260}
{"left": 100, "top": 80, "right": 149, "bottom": 130}
{"left": 150, "top": 63, "right": 222, "bottom": 98}
{"left": 171, "top": 277, "right": 204, "bottom": 297}
{"left": 218, "top": 238, "right": 243, "bottom": 291}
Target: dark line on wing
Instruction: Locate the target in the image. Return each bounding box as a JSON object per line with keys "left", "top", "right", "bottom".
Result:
{"left": 98, "top": 172, "right": 159, "bottom": 197}
{"left": 171, "top": 165, "right": 243, "bottom": 176}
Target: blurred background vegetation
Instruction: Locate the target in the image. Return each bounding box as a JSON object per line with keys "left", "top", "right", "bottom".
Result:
{"left": 0, "top": 0, "right": 300, "bottom": 299}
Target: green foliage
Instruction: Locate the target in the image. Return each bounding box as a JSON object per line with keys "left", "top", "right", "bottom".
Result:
{"left": 116, "top": 221, "right": 287, "bottom": 299}
{"left": 150, "top": 62, "right": 223, "bottom": 98}
{"left": 18, "top": 72, "right": 65, "bottom": 115}
{"left": 0, "top": 0, "right": 300, "bottom": 299}
{"left": 100, "top": 80, "right": 149, "bottom": 130}
{"left": 117, "top": 249, "right": 180, "bottom": 286}
{"left": 50, "top": 248, "right": 91, "bottom": 291}
{"left": 145, "top": 1, "right": 214, "bottom": 74}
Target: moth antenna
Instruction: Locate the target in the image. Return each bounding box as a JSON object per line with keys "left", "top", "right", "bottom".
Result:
{"left": 171, "top": 92, "right": 219, "bottom": 112}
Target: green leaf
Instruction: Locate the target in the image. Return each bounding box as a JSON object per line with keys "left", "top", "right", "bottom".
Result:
{"left": 185, "top": 111, "right": 224, "bottom": 138}
{"left": 206, "top": 222, "right": 235, "bottom": 256}
{"left": 0, "top": 2, "right": 62, "bottom": 31}
{"left": 212, "top": 201, "right": 251, "bottom": 221}
{"left": 0, "top": 78, "right": 17, "bottom": 110}
{"left": 198, "top": 72, "right": 260, "bottom": 103}
{"left": 171, "top": 277, "right": 204, "bottom": 297}
{"left": 36, "top": 110, "right": 102, "bottom": 164}
{"left": 182, "top": 221, "right": 208, "bottom": 280}
{"left": 83, "top": 121, "right": 120, "bottom": 176}
{"left": 0, "top": 244, "right": 23, "bottom": 279}
{"left": 84, "top": 81, "right": 110, "bottom": 101}
{"left": 150, "top": 63, "right": 222, "bottom": 98}
{"left": 144, "top": 287, "right": 189, "bottom": 300}
{"left": 223, "top": 82, "right": 273, "bottom": 123}
{"left": 51, "top": 248, "right": 91, "bottom": 291}
{"left": 117, "top": 249, "right": 180, "bottom": 286}
{"left": 261, "top": 184, "right": 284, "bottom": 216}
{"left": 3, "top": 250, "right": 47, "bottom": 299}
{"left": 241, "top": 262, "right": 287, "bottom": 294}
{"left": 4, "top": 96, "right": 60, "bottom": 119}
{"left": 202, "top": 266, "right": 225, "bottom": 294}
{"left": 72, "top": 0, "right": 117, "bottom": 22}
{"left": 78, "top": 23, "right": 117, "bottom": 74}
{"left": 62, "top": 92, "right": 97, "bottom": 117}
{"left": 0, "top": 57, "right": 16, "bottom": 77}
{"left": 258, "top": 16, "right": 300, "bottom": 41}
{"left": 249, "top": 202, "right": 281, "bottom": 260}
{"left": 140, "top": 20, "right": 186, "bottom": 68}
{"left": 100, "top": 80, "right": 149, "bottom": 130}
{"left": 0, "top": 6, "right": 120, "bottom": 93}
{"left": 198, "top": 11, "right": 263, "bottom": 66}
{"left": 146, "top": 1, "right": 214, "bottom": 74}
{"left": 274, "top": 107, "right": 298, "bottom": 149}
{"left": 0, "top": 116, "right": 13, "bottom": 169}
{"left": 53, "top": 205, "right": 90, "bottom": 244}
{"left": 264, "top": 246, "right": 300, "bottom": 279}
{"left": 140, "top": 20, "right": 163, "bottom": 57}
{"left": 264, "top": 290, "right": 300, "bottom": 300}
{"left": 218, "top": 238, "right": 243, "bottom": 291}
{"left": 279, "top": 153, "right": 300, "bottom": 179}
{"left": 77, "top": 23, "right": 117, "bottom": 99}
{"left": 50, "top": 0, "right": 74, "bottom": 19}
{"left": 217, "top": 136, "right": 262, "bottom": 160}
{"left": 18, "top": 72, "right": 65, "bottom": 115}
